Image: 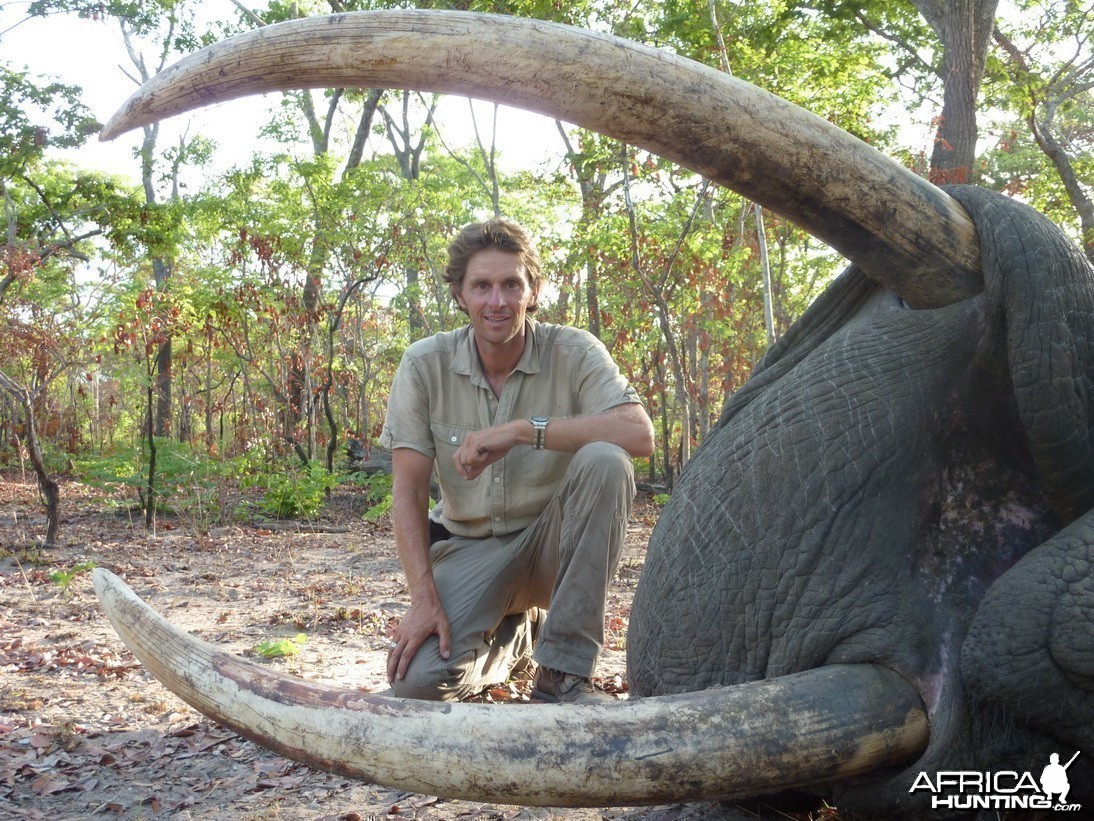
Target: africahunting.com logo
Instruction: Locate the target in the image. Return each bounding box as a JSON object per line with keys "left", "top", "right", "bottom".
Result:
{"left": 910, "top": 751, "right": 1082, "bottom": 811}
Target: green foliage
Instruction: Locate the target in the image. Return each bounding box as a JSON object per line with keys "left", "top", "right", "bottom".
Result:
{"left": 75, "top": 439, "right": 225, "bottom": 522}
{"left": 75, "top": 450, "right": 137, "bottom": 498}
{"left": 0, "top": 65, "right": 98, "bottom": 180}
{"left": 657, "top": 0, "right": 911, "bottom": 145}
{"left": 4, "top": 159, "right": 141, "bottom": 260}
{"left": 255, "top": 462, "right": 339, "bottom": 520}
{"left": 48, "top": 560, "right": 96, "bottom": 593}
{"left": 652, "top": 493, "right": 671, "bottom": 507}
{"left": 978, "top": 0, "right": 1093, "bottom": 249}
{"left": 254, "top": 632, "right": 307, "bottom": 658}
{"left": 364, "top": 495, "right": 393, "bottom": 521}
{"left": 351, "top": 472, "right": 394, "bottom": 521}
{"left": 148, "top": 439, "right": 225, "bottom": 518}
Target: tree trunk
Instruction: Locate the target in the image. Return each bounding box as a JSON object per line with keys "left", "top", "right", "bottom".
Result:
{"left": 126, "top": 18, "right": 178, "bottom": 441}
{"left": 911, "top": 0, "right": 1000, "bottom": 184}
{"left": 0, "top": 374, "right": 60, "bottom": 546}
{"left": 145, "top": 381, "right": 157, "bottom": 529}
{"left": 556, "top": 124, "right": 621, "bottom": 342}
{"left": 1028, "top": 116, "right": 1094, "bottom": 266}
{"left": 154, "top": 330, "right": 172, "bottom": 437}
{"left": 145, "top": 150, "right": 174, "bottom": 439}
{"left": 755, "top": 204, "right": 776, "bottom": 348}
{"left": 622, "top": 181, "right": 691, "bottom": 467}
{"left": 204, "top": 331, "right": 215, "bottom": 448}
{"left": 711, "top": 2, "right": 777, "bottom": 350}
{"left": 585, "top": 259, "right": 601, "bottom": 340}
{"left": 323, "top": 276, "right": 372, "bottom": 472}
{"left": 382, "top": 91, "right": 437, "bottom": 340}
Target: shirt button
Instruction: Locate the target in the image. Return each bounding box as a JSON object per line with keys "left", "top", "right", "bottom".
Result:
{"left": 494, "top": 516, "right": 501, "bottom": 522}
{"left": 493, "top": 476, "right": 501, "bottom": 484}
{"left": 450, "top": 435, "right": 458, "bottom": 443}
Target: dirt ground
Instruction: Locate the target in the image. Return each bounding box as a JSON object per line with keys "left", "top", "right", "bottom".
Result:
{"left": 0, "top": 473, "right": 822, "bottom": 821}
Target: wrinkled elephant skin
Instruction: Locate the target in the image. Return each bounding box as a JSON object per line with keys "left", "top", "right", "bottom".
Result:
{"left": 629, "top": 186, "right": 1094, "bottom": 812}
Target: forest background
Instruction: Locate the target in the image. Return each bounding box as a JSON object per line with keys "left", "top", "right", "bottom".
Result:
{"left": 1, "top": 0, "right": 1091, "bottom": 547}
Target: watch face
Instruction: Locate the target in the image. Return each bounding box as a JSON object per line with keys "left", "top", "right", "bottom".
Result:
{"left": 531, "top": 416, "right": 549, "bottom": 425}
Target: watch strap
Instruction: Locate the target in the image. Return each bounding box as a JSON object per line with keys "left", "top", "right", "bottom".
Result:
{"left": 530, "top": 416, "right": 549, "bottom": 449}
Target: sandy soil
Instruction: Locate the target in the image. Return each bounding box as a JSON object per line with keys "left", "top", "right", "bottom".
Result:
{"left": 0, "top": 473, "right": 790, "bottom": 821}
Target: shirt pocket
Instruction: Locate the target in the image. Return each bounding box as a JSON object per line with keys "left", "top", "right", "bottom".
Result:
{"left": 431, "top": 421, "right": 480, "bottom": 486}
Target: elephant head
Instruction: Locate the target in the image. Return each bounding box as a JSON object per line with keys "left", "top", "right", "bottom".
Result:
{"left": 94, "top": 10, "right": 1094, "bottom": 815}
{"left": 628, "top": 184, "right": 1094, "bottom": 811}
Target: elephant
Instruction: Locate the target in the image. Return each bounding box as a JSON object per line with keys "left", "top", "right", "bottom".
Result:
{"left": 628, "top": 184, "right": 1094, "bottom": 812}
{"left": 92, "top": 9, "right": 1094, "bottom": 816}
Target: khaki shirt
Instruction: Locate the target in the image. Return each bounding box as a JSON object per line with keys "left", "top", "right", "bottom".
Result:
{"left": 380, "top": 319, "right": 640, "bottom": 538}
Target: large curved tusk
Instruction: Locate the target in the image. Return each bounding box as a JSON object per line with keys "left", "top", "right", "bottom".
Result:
{"left": 94, "top": 568, "right": 928, "bottom": 805}
{"left": 100, "top": 10, "right": 980, "bottom": 309}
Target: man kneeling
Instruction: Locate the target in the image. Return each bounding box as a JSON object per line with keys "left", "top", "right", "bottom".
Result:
{"left": 379, "top": 218, "right": 654, "bottom": 703}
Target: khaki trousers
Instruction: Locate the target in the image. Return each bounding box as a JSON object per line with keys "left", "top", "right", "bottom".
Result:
{"left": 390, "top": 442, "right": 635, "bottom": 701}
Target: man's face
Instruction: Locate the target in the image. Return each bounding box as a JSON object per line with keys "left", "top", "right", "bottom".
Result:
{"left": 457, "top": 248, "right": 538, "bottom": 354}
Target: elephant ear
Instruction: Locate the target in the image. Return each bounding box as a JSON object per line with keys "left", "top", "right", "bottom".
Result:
{"left": 948, "top": 186, "right": 1094, "bottom": 524}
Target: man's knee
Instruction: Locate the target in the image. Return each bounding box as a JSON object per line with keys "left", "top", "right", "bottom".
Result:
{"left": 390, "top": 614, "right": 536, "bottom": 701}
{"left": 571, "top": 441, "right": 634, "bottom": 487}
{"left": 387, "top": 638, "right": 468, "bottom": 701}
{"left": 389, "top": 673, "right": 452, "bottom": 701}
{"left": 389, "top": 658, "right": 468, "bottom": 702}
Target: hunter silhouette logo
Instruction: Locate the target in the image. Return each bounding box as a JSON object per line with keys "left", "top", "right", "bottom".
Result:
{"left": 1041, "top": 752, "right": 1078, "bottom": 804}
{"left": 909, "top": 751, "right": 1082, "bottom": 811}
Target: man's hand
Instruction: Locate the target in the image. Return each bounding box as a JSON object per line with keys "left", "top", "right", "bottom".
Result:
{"left": 387, "top": 597, "right": 451, "bottom": 684}
{"left": 453, "top": 420, "right": 529, "bottom": 480}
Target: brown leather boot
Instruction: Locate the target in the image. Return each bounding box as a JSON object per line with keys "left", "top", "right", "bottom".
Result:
{"left": 531, "top": 666, "right": 613, "bottom": 703}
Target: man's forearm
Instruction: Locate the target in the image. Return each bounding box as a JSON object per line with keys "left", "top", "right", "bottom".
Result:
{"left": 453, "top": 403, "right": 655, "bottom": 480}
{"left": 390, "top": 449, "right": 440, "bottom": 604}
{"left": 393, "top": 494, "right": 438, "bottom": 604}
{"left": 388, "top": 449, "right": 452, "bottom": 678}
{"left": 534, "top": 404, "right": 655, "bottom": 457}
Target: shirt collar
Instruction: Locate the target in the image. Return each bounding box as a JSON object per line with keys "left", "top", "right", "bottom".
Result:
{"left": 513, "top": 318, "right": 542, "bottom": 375}
{"left": 453, "top": 317, "right": 542, "bottom": 383}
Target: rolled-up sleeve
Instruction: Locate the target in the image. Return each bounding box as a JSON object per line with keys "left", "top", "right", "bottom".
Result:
{"left": 379, "top": 352, "right": 435, "bottom": 459}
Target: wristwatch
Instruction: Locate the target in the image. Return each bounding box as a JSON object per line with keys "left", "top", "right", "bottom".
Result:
{"left": 530, "top": 416, "right": 550, "bottom": 450}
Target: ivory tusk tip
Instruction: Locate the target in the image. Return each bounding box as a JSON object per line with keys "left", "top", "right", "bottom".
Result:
{"left": 99, "top": 110, "right": 135, "bottom": 142}
{"left": 91, "top": 566, "right": 110, "bottom": 589}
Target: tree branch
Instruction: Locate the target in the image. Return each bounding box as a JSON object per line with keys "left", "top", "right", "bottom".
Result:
{"left": 230, "top": 0, "right": 268, "bottom": 27}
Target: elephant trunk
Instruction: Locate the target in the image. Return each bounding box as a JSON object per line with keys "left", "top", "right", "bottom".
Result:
{"left": 94, "top": 569, "right": 928, "bottom": 805}
{"left": 99, "top": 10, "right": 981, "bottom": 310}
